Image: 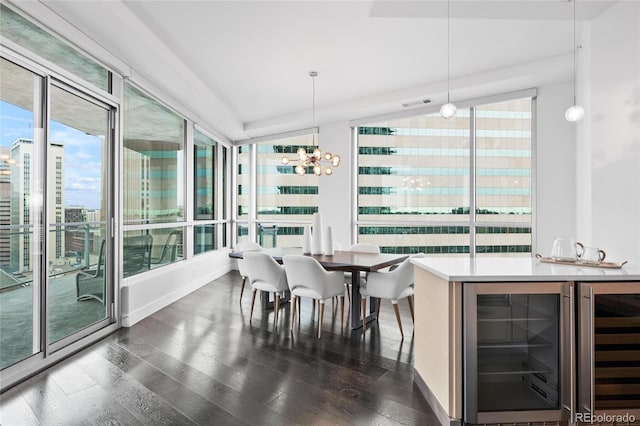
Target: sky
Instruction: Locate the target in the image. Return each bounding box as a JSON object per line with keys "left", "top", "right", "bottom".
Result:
{"left": 1, "top": 100, "right": 103, "bottom": 210}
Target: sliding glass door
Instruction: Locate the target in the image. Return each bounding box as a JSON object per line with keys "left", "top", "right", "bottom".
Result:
{"left": 0, "top": 56, "right": 116, "bottom": 372}
{"left": 46, "top": 83, "right": 113, "bottom": 347}
{"left": 0, "top": 58, "right": 43, "bottom": 369}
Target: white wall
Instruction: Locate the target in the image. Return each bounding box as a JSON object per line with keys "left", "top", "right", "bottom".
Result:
{"left": 536, "top": 82, "right": 578, "bottom": 254}
{"left": 578, "top": 1, "right": 640, "bottom": 263}
{"left": 318, "top": 121, "right": 353, "bottom": 250}
{"left": 121, "top": 250, "right": 233, "bottom": 327}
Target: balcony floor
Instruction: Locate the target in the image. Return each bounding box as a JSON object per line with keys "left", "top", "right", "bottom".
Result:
{"left": 0, "top": 271, "right": 438, "bottom": 425}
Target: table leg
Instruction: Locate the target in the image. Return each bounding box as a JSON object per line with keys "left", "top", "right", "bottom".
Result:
{"left": 350, "top": 271, "right": 377, "bottom": 329}
{"left": 261, "top": 290, "right": 290, "bottom": 310}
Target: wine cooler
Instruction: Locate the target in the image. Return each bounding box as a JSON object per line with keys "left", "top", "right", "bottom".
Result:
{"left": 464, "top": 282, "right": 574, "bottom": 424}
{"left": 578, "top": 282, "right": 640, "bottom": 418}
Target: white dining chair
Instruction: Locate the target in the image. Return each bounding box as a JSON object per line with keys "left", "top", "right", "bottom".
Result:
{"left": 243, "top": 252, "right": 289, "bottom": 329}
{"left": 348, "top": 244, "right": 380, "bottom": 254}
{"left": 360, "top": 253, "right": 425, "bottom": 337}
{"left": 283, "top": 255, "right": 346, "bottom": 339}
{"left": 234, "top": 242, "right": 261, "bottom": 301}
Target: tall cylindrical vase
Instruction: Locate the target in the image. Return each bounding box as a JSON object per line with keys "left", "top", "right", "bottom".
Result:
{"left": 311, "top": 213, "right": 323, "bottom": 255}
{"left": 323, "top": 226, "right": 334, "bottom": 256}
{"left": 302, "top": 225, "right": 312, "bottom": 254}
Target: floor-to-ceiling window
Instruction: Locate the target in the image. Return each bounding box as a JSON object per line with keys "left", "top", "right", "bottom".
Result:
{"left": 474, "top": 98, "right": 533, "bottom": 255}
{"left": 1, "top": 2, "right": 118, "bottom": 380}
{"left": 255, "top": 133, "right": 318, "bottom": 248}
{"left": 235, "top": 144, "right": 251, "bottom": 244}
{"left": 194, "top": 128, "right": 230, "bottom": 255}
{"left": 0, "top": 62, "right": 116, "bottom": 373}
{"left": 356, "top": 94, "right": 533, "bottom": 255}
{"left": 123, "top": 83, "right": 185, "bottom": 275}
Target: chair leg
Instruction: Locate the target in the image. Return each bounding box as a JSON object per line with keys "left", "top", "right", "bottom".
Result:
{"left": 250, "top": 289, "right": 257, "bottom": 322}
{"left": 318, "top": 300, "right": 325, "bottom": 339}
{"left": 345, "top": 284, "right": 351, "bottom": 304}
{"left": 408, "top": 295, "right": 415, "bottom": 324}
{"left": 376, "top": 297, "right": 382, "bottom": 320}
{"left": 290, "top": 295, "right": 297, "bottom": 331}
{"left": 340, "top": 295, "right": 345, "bottom": 327}
{"left": 392, "top": 300, "right": 404, "bottom": 338}
{"left": 312, "top": 299, "right": 316, "bottom": 320}
{"left": 274, "top": 293, "right": 280, "bottom": 331}
{"left": 240, "top": 276, "right": 246, "bottom": 301}
{"left": 361, "top": 297, "right": 367, "bottom": 333}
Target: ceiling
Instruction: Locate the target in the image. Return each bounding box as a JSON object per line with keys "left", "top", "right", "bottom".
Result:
{"left": 21, "top": 0, "right": 617, "bottom": 141}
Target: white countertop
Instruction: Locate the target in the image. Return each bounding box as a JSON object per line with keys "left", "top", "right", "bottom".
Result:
{"left": 411, "top": 256, "right": 640, "bottom": 282}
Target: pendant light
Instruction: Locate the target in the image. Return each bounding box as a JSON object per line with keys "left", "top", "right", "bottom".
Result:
{"left": 440, "top": 0, "right": 457, "bottom": 119}
{"left": 281, "top": 71, "right": 341, "bottom": 176}
{"left": 565, "top": 0, "right": 584, "bottom": 122}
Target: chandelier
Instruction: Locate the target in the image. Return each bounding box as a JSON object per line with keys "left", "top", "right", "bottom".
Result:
{"left": 281, "top": 71, "right": 340, "bottom": 176}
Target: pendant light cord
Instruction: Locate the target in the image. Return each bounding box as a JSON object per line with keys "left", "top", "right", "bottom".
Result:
{"left": 447, "top": 0, "right": 451, "bottom": 104}
{"left": 572, "top": 0, "right": 577, "bottom": 105}
{"left": 311, "top": 72, "right": 317, "bottom": 147}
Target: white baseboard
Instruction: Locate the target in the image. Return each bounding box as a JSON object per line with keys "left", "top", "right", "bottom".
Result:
{"left": 121, "top": 255, "right": 232, "bottom": 327}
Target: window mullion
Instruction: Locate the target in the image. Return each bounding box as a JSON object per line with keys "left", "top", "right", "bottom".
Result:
{"left": 469, "top": 106, "right": 477, "bottom": 257}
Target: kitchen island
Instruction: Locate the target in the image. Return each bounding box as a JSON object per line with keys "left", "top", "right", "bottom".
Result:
{"left": 410, "top": 256, "right": 640, "bottom": 426}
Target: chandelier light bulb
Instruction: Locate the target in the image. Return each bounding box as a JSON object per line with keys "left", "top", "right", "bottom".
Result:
{"left": 281, "top": 157, "right": 290, "bottom": 164}
{"left": 325, "top": 167, "right": 333, "bottom": 175}
{"left": 313, "top": 148, "right": 322, "bottom": 159}
{"left": 313, "top": 165, "right": 322, "bottom": 175}
{"left": 295, "top": 165, "right": 305, "bottom": 175}
{"left": 440, "top": 102, "right": 457, "bottom": 119}
{"left": 324, "top": 152, "right": 332, "bottom": 160}
{"left": 565, "top": 105, "right": 584, "bottom": 122}
{"left": 297, "top": 147, "right": 307, "bottom": 160}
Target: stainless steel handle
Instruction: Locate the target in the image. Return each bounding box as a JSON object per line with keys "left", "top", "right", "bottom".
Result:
{"left": 569, "top": 285, "right": 575, "bottom": 422}
{"left": 563, "top": 285, "right": 576, "bottom": 422}
{"left": 589, "top": 285, "right": 595, "bottom": 415}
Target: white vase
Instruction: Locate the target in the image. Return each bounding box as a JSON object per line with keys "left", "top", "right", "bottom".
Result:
{"left": 311, "top": 213, "right": 323, "bottom": 255}
{"left": 302, "top": 225, "right": 312, "bottom": 254}
{"left": 323, "top": 226, "right": 334, "bottom": 256}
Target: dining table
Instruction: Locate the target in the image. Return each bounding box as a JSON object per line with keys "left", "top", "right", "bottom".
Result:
{"left": 229, "top": 247, "right": 409, "bottom": 329}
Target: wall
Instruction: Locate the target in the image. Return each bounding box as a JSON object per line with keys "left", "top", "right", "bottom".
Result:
{"left": 536, "top": 82, "right": 578, "bottom": 254}
{"left": 579, "top": 1, "right": 640, "bottom": 262}
{"left": 317, "top": 121, "right": 353, "bottom": 250}
{"left": 121, "top": 250, "right": 233, "bottom": 326}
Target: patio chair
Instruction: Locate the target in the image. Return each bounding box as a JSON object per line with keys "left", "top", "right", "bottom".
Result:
{"left": 150, "top": 230, "right": 180, "bottom": 265}
{"left": 76, "top": 239, "right": 106, "bottom": 303}
{"left": 123, "top": 234, "right": 153, "bottom": 277}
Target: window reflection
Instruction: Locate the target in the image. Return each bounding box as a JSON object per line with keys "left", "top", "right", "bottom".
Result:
{"left": 123, "top": 84, "right": 184, "bottom": 224}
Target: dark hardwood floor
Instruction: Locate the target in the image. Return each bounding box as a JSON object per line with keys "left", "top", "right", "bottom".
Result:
{"left": 0, "top": 271, "right": 438, "bottom": 425}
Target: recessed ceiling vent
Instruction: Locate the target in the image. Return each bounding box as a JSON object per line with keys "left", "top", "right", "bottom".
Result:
{"left": 402, "top": 99, "right": 431, "bottom": 108}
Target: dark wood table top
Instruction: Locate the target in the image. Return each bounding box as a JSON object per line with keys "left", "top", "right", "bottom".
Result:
{"left": 229, "top": 247, "right": 408, "bottom": 272}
